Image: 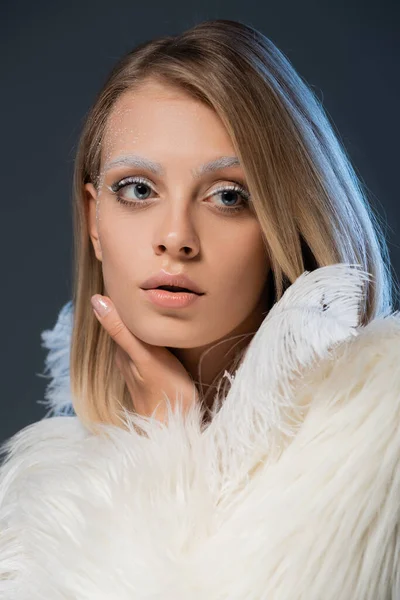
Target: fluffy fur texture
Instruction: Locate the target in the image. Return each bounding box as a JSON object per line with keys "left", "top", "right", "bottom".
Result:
{"left": 1, "top": 263, "right": 400, "bottom": 599}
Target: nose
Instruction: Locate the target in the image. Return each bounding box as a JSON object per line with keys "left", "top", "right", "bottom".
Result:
{"left": 152, "top": 210, "right": 200, "bottom": 259}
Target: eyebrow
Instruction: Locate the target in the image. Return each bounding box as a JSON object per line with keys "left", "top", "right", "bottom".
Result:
{"left": 103, "top": 155, "right": 241, "bottom": 178}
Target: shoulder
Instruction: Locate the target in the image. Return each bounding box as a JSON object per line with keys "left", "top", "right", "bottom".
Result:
{"left": 0, "top": 416, "right": 90, "bottom": 592}
{"left": 321, "top": 311, "right": 400, "bottom": 388}
{"left": 1, "top": 415, "right": 87, "bottom": 458}
{"left": 0, "top": 417, "right": 88, "bottom": 503}
{"left": 291, "top": 311, "right": 400, "bottom": 431}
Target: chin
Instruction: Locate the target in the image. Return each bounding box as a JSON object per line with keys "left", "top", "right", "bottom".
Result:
{"left": 127, "top": 327, "right": 182, "bottom": 348}
{"left": 127, "top": 315, "right": 215, "bottom": 348}
{"left": 139, "top": 331, "right": 206, "bottom": 349}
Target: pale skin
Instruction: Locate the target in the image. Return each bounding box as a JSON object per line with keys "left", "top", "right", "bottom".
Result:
{"left": 85, "top": 77, "right": 271, "bottom": 422}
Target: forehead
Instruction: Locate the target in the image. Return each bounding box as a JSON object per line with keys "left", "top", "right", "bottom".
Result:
{"left": 107, "top": 79, "right": 203, "bottom": 120}
{"left": 101, "top": 81, "right": 234, "bottom": 164}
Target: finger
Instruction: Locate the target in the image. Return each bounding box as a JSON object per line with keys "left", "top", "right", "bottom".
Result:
{"left": 114, "top": 346, "right": 125, "bottom": 371}
{"left": 91, "top": 294, "right": 152, "bottom": 368}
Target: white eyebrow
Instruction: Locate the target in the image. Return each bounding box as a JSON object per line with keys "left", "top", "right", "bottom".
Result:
{"left": 103, "top": 155, "right": 241, "bottom": 178}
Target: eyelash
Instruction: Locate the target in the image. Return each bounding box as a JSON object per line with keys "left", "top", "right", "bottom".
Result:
{"left": 107, "top": 176, "right": 251, "bottom": 215}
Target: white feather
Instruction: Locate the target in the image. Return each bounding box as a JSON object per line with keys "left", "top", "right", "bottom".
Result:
{"left": 37, "top": 300, "right": 75, "bottom": 416}
{"left": 204, "top": 263, "right": 371, "bottom": 496}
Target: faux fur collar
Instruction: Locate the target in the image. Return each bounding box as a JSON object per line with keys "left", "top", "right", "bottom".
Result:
{"left": 1, "top": 264, "right": 400, "bottom": 599}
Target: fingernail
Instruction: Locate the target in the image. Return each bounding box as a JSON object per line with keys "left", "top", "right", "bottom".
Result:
{"left": 91, "top": 295, "right": 111, "bottom": 317}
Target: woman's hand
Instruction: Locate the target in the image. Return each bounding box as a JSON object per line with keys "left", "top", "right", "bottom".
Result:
{"left": 91, "top": 294, "right": 199, "bottom": 423}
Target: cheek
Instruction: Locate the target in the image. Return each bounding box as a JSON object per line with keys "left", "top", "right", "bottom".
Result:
{"left": 97, "top": 216, "right": 145, "bottom": 292}
{"left": 99, "top": 213, "right": 145, "bottom": 263}
{"left": 217, "top": 230, "right": 268, "bottom": 294}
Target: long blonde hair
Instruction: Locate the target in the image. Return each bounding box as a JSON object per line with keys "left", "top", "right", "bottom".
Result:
{"left": 69, "top": 19, "right": 397, "bottom": 433}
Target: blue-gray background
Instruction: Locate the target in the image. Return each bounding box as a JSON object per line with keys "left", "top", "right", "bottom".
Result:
{"left": 1, "top": 0, "right": 399, "bottom": 444}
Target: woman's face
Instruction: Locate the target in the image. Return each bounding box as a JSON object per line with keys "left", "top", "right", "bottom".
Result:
{"left": 85, "top": 78, "right": 270, "bottom": 349}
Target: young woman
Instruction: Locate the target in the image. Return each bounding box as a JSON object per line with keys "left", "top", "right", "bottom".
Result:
{"left": 1, "top": 19, "right": 399, "bottom": 599}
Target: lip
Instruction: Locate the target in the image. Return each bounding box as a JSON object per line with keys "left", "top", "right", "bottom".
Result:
{"left": 141, "top": 288, "right": 203, "bottom": 309}
{"left": 140, "top": 270, "right": 205, "bottom": 295}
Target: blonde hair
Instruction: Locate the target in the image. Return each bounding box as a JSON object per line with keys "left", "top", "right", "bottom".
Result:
{"left": 69, "top": 19, "right": 397, "bottom": 433}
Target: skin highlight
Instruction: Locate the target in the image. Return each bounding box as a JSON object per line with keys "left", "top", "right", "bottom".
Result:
{"left": 85, "top": 78, "right": 271, "bottom": 403}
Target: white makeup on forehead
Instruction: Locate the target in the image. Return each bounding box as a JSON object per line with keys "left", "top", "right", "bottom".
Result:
{"left": 97, "top": 94, "right": 206, "bottom": 191}
{"left": 97, "top": 106, "right": 141, "bottom": 193}
{"left": 95, "top": 106, "right": 142, "bottom": 244}
{"left": 94, "top": 92, "right": 234, "bottom": 225}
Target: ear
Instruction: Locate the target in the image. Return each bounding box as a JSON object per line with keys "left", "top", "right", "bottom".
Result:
{"left": 85, "top": 183, "right": 102, "bottom": 262}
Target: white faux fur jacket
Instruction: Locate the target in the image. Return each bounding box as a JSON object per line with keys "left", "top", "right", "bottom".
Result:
{"left": 1, "top": 264, "right": 400, "bottom": 599}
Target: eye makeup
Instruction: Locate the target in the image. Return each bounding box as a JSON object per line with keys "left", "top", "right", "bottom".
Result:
{"left": 106, "top": 175, "right": 252, "bottom": 215}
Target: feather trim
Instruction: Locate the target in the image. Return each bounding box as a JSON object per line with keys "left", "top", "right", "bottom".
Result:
{"left": 203, "top": 263, "right": 372, "bottom": 496}
{"left": 37, "top": 300, "right": 75, "bottom": 417}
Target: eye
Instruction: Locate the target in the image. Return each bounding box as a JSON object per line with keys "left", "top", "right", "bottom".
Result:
{"left": 206, "top": 184, "right": 251, "bottom": 213}
{"left": 109, "top": 176, "right": 153, "bottom": 202}
{"left": 107, "top": 176, "right": 252, "bottom": 214}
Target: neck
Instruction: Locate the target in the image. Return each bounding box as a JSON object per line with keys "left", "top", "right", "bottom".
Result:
{"left": 169, "top": 286, "right": 270, "bottom": 409}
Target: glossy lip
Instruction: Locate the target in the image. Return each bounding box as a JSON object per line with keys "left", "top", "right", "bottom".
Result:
{"left": 140, "top": 270, "right": 205, "bottom": 295}
{"left": 141, "top": 288, "right": 203, "bottom": 308}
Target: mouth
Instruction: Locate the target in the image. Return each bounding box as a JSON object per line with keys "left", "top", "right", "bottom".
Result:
{"left": 142, "top": 286, "right": 204, "bottom": 309}
{"left": 152, "top": 285, "right": 203, "bottom": 295}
